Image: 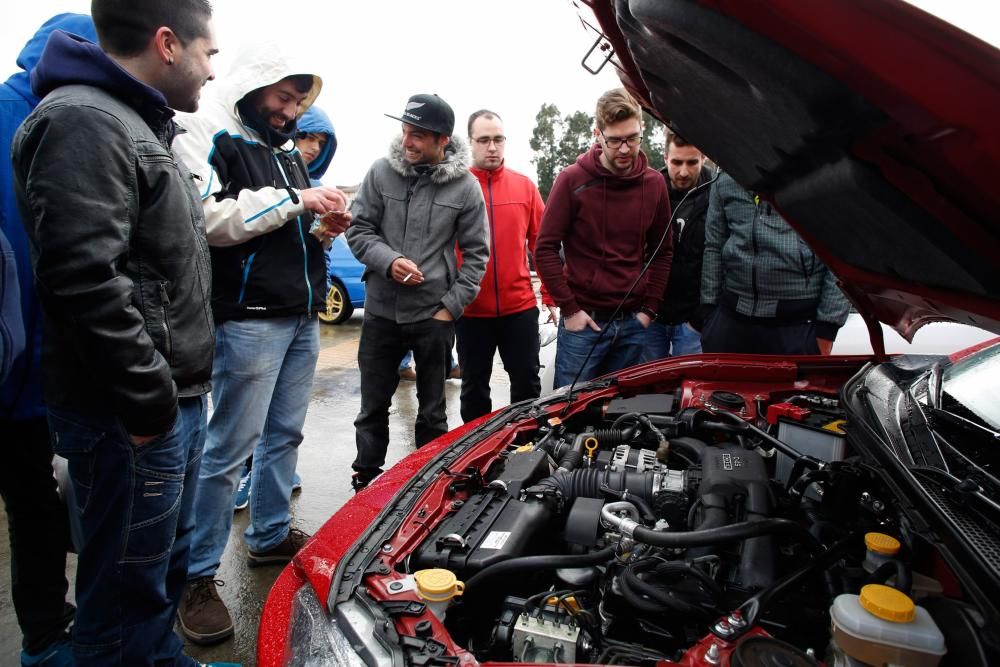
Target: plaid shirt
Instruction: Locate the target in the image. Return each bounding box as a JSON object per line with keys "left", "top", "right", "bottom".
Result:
{"left": 701, "top": 173, "right": 849, "bottom": 329}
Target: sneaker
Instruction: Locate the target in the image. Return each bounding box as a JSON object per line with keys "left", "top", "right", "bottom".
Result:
{"left": 448, "top": 364, "right": 462, "bottom": 380}
{"left": 351, "top": 469, "right": 381, "bottom": 492}
{"left": 233, "top": 467, "right": 251, "bottom": 511}
{"left": 21, "top": 637, "right": 72, "bottom": 667}
{"left": 247, "top": 528, "right": 311, "bottom": 567}
{"left": 291, "top": 471, "right": 302, "bottom": 493}
{"left": 399, "top": 366, "right": 417, "bottom": 381}
{"left": 177, "top": 577, "right": 234, "bottom": 645}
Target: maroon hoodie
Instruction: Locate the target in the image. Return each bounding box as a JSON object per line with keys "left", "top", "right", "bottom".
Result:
{"left": 535, "top": 143, "right": 672, "bottom": 317}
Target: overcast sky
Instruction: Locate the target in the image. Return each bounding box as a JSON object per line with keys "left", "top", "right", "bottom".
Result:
{"left": 1, "top": 1, "right": 994, "bottom": 187}
{"left": 0, "top": 0, "right": 622, "bottom": 186}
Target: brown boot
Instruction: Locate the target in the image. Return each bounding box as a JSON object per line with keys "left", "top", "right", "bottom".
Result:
{"left": 247, "top": 528, "right": 311, "bottom": 567}
{"left": 177, "top": 577, "right": 234, "bottom": 645}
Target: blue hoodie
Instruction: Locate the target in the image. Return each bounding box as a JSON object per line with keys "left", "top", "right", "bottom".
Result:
{"left": 296, "top": 105, "right": 337, "bottom": 185}
{"left": 0, "top": 14, "right": 97, "bottom": 420}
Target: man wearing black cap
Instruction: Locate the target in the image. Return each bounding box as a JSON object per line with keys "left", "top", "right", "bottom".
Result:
{"left": 346, "top": 93, "right": 489, "bottom": 491}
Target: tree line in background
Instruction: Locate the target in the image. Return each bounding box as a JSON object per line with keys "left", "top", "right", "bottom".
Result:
{"left": 530, "top": 103, "right": 666, "bottom": 200}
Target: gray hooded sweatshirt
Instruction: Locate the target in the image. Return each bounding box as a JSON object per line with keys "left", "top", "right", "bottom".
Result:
{"left": 347, "top": 135, "right": 489, "bottom": 323}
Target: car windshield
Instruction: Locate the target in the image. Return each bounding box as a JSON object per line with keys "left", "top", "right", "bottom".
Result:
{"left": 942, "top": 341, "right": 1000, "bottom": 430}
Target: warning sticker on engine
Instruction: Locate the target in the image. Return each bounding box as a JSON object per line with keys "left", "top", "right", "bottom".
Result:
{"left": 480, "top": 531, "right": 511, "bottom": 550}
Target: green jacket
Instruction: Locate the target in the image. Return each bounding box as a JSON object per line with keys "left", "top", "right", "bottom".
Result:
{"left": 701, "top": 173, "right": 849, "bottom": 340}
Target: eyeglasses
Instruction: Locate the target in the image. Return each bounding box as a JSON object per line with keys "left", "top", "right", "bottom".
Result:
{"left": 472, "top": 135, "right": 506, "bottom": 147}
{"left": 600, "top": 130, "right": 641, "bottom": 149}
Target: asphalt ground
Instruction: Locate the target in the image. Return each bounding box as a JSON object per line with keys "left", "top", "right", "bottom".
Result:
{"left": 0, "top": 311, "right": 548, "bottom": 666}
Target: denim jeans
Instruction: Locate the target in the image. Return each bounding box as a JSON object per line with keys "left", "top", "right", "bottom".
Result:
{"left": 640, "top": 321, "right": 703, "bottom": 362}
{"left": 47, "top": 396, "right": 207, "bottom": 667}
{"left": 455, "top": 307, "right": 540, "bottom": 422}
{"left": 188, "top": 316, "right": 319, "bottom": 580}
{"left": 553, "top": 314, "right": 648, "bottom": 388}
{"left": 0, "top": 417, "right": 74, "bottom": 655}
{"left": 354, "top": 312, "right": 454, "bottom": 475}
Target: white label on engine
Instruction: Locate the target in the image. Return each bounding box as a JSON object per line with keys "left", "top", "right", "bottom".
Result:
{"left": 481, "top": 531, "right": 511, "bottom": 550}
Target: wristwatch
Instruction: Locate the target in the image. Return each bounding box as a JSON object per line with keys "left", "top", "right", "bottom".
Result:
{"left": 639, "top": 306, "right": 658, "bottom": 321}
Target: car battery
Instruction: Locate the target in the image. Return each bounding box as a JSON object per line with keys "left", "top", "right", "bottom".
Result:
{"left": 770, "top": 403, "right": 847, "bottom": 489}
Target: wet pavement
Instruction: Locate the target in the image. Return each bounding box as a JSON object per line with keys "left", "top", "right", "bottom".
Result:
{"left": 0, "top": 311, "right": 534, "bottom": 666}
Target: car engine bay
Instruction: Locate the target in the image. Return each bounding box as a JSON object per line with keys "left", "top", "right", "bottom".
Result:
{"left": 353, "top": 367, "right": 993, "bottom": 666}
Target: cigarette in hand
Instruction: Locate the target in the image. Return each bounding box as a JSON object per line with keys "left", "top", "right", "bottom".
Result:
{"left": 403, "top": 273, "right": 413, "bottom": 283}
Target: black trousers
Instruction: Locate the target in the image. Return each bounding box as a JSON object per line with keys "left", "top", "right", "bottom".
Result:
{"left": 0, "top": 417, "right": 74, "bottom": 653}
{"left": 353, "top": 312, "right": 455, "bottom": 474}
{"left": 455, "top": 307, "right": 541, "bottom": 423}
{"left": 700, "top": 306, "right": 820, "bottom": 355}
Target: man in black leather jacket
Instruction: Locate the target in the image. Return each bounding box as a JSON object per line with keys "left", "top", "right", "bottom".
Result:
{"left": 11, "top": 2, "right": 226, "bottom": 665}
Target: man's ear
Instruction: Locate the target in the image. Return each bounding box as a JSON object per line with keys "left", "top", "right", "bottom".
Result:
{"left": 592, "top": 126, "right": 601, "bottom": 139}
{"left": 152, "top": 26, "right": 180, "bottom": 66}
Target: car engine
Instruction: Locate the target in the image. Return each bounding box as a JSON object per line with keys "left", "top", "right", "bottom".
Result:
{"left": 376, "top": 385, "right": 973, "bottom": 665}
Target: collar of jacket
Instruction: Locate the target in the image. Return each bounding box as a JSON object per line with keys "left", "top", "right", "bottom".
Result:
{"left": 387, "top": 134, "right": 472, "bottom": 184}
{"left": 470, "top": 161, "right": 506, "bottom": 185}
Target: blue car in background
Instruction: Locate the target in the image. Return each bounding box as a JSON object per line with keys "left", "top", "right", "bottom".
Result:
{"left": 319, "top": 235, "right": 365, "bottom": 324}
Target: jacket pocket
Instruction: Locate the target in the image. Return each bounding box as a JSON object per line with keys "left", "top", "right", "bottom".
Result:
{"left": 138, "top": 279, "right": 173, "bottom": 365}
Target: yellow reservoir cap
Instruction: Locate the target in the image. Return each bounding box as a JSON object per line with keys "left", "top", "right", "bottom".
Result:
{"left": 859, "top": 584, "right": 916, "bottom": 623}
{"left": 414, "top": 569, "right": 465, "bottom": 602}
{"left": 865, "top": 532, "right": 901, "bottom": 556}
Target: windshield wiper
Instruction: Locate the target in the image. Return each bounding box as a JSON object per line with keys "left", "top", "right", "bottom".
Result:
{"left": 926, "top": 402, "right": 1000, "bottom": 443}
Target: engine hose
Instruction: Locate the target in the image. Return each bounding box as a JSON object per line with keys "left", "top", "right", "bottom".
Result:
{"left": 734, "top": 532, "right": 860, "bottom": 636}
{"left": 557, "top": 449, "right": 583, "bottom": 472}
{"left": 539, "top": 467, "right": 656, "bottom": 501}
{"left": 631, "top": 518, "right": 823, "bottom": 554}
{"left": 621, "top": 566, "right": 710, "bottom": 617}
{"left": 600, "top": 486, "right": 657, "bottom": 526}
{"left": 463, "top": 546, "right": 616, "bottom": 593}
{"left": 593, "top": 428, "right": 627, "bottom": 447}
{"left": 867, "top": 559, "right": 912, "bottom": 595}
{"left": 654, "top": 560, "right": 724, "bottom": 600}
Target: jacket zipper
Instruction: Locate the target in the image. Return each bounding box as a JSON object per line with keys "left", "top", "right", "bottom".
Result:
{"left": 158, "top": 281, "right": 173, "bottom": 361}
{"left": 487, "top": 173, "right": 500, "bottom": 317}
{"left": 750, "top": 198, "right": 760, "bottom": 317}
{"left": 272, "top": 154, "right": 313, "bottom": 315}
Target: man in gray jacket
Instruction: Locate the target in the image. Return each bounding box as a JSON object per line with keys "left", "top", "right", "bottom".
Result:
{"left": 347, "top": 93, "right": 488, "bottom": 491}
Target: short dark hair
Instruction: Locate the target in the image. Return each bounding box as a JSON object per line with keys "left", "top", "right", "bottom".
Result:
{"left": 92, "top": 0, "right": 213, "bottom": 57}
{"left": 285, "top": 74, "right": 315, "bottom": 94}
{"left": 665, "top": 129, "right": 691, "bottom": 150}
{"left": 467, "top": 109, "right": 502, "bottom": 137}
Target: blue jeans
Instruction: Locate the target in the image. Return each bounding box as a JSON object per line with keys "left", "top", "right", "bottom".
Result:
{"left": 553, "top": 314, "right": 648, "bottom": 388}
{"left": 188, "top": 316, "right": 319, "bottom": 579}
{"left": 48, "top": 396, "right": 207, "bottom": 667}
{"left": 640, "top": 321, "right": 702, "bottom": 362}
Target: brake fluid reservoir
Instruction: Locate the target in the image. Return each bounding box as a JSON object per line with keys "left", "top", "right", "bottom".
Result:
{"left": 862, "top": 532, "right": 901, "bottom": 573}
{"left": 830, "top": 584, "right": 946, "bottom": 667}
{"left": 414, "top": 569, "right": 464, "bottom": 621}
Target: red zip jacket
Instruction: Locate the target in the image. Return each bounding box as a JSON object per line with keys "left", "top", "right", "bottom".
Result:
{"left": 535, "top": 144, "right": 672, "bottom": 316}
{"left": 461, "top": 162, "right": 553, "bottom": 318}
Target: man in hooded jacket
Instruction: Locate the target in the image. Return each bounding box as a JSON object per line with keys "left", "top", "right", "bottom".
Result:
{"left": 1, "top": 16, "right": 96, "bottom": 665}
{"left": 171, "top": 43, "right": 351, "bottom": 645}
{"left": 296, "top": 105, "right": 337, "bottom": 187}
{"left": 346, "top": 93, "right": 488, "bottom": 491}
{"left": 11, "top": 1, "right": 231, "bottom": 664}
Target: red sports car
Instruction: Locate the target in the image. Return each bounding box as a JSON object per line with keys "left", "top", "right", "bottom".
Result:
{"left": 259, "top": 1, "right": 1000, "bottom": 665}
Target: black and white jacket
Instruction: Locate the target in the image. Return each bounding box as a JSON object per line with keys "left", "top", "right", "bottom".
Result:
{"left": 174, "top": 44, "right": 325, "bottom": 323}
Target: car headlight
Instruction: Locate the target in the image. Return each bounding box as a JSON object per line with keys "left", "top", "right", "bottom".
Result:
{"left": 286, "top": 583, "right": 367, "bottom": 667}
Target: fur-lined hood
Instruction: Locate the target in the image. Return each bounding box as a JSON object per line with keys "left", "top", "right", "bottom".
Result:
{"left": 387, "top": 134, "right": 471, "bottom": 184}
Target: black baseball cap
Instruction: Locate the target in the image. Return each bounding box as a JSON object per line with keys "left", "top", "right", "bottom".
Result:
{"left": 385, "top": 93, "right": 455, "bottom": 136}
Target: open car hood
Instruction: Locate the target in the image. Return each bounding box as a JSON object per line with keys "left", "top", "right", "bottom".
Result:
{"left": 576, "top": 0, "right": 1000, "bottom": 352}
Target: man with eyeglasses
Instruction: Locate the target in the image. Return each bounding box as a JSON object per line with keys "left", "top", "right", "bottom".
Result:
{"left": 455, "top": 110, "right": 555, "bottom": 422}
{"left": 536, "top": 88, "right": 673, "bottom": 387}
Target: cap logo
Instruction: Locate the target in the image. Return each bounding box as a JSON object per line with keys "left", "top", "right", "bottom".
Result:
{"left": 403, "top": 111, "right": 423, "bottom": 121}
{"left": 406, "top": 101, "right": 427, "bottom": 111}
